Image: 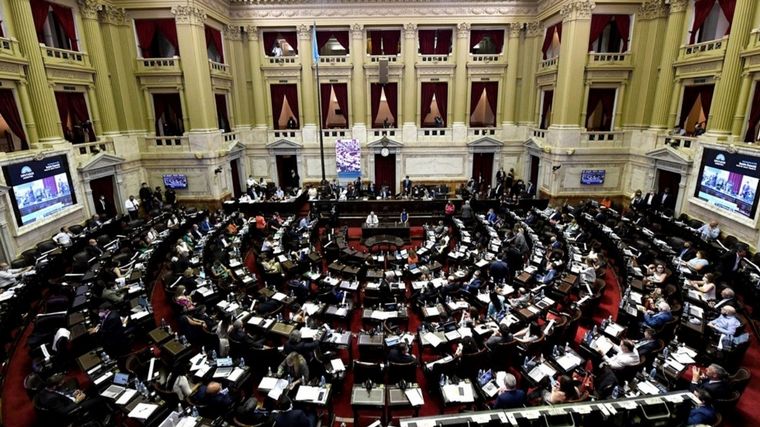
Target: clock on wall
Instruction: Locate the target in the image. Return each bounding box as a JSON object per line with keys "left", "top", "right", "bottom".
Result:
{"left": 380, "top": 136, "right": 390, "bottom": 157}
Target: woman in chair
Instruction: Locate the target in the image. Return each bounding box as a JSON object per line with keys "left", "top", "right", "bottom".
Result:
{"left": 544, "top": 375, "right": 580, "bottom": 404}
{"left": 174, "top": 285, "right": 196, "bottom": 311}
{"left": 644, "top": 263, "right": 668, "bottom": 287}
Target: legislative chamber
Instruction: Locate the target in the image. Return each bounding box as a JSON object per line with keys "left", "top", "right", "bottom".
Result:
{"left": 1, "top": 0, "right": 760, "bottom": 426}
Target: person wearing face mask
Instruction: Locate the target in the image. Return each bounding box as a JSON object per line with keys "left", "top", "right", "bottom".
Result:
{"left": 88, "top": 302, "right": 129, "bottom": 357}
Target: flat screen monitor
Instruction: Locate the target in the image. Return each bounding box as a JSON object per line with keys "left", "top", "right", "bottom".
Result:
{"left": 163, "top": 174, "right": 187, "bottom": 189}
{"left": 580, "top": 169, "right": 605, "bottom": 185}
{"left": 695, "top": 148, "right": 760, "bottom": 219}
{"left": 2, "top": 155, "right": 77, "bottom": 227}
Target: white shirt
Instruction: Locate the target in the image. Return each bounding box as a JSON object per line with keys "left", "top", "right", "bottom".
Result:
{"left": 247, "top": 178, "right": 256, "bottom": 187}
{"left": 366, "top": 214, "right": 379, "bottom": 226}
{"left": 0, "top": 268, "right": 19, "bottom": 288}
{"left": 604, "top": 348, "right": 640, "bottom": 370}
{"left": 53, "top": 328, "right": 71, "bottom": 352}
{"left": 53, "top": 232, "right": 72, "bottom": 247}
{"left": 125, "top": 199, "right": 139, "bottom": 211}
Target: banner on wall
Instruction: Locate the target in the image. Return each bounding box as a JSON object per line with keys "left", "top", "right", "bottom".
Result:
{"left": 335, "top": 138, "right": 361, "bottom": 182}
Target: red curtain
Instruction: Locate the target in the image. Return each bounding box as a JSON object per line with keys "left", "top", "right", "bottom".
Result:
{"left": 616, "top": 15, "right": 631, "bottom": 52}
{"left": 320, "top": 84, "right": 349, "bottom": 128}
{"left": 205, "top": 26, "right": 224, "bottom": 63}
{"left": 588, "top": 15, "right": 613, "bottom": 51}
{"left": 470, "top": 82, "right": 498, "bottom": 126}
{"left": 152, "top": 93, "right": 183, "bottom": 135}
{"left": 370, "top": 83, "right": 382, "bottom": 125}
{"left": 420, "top": 82, "right": 436, "bottom": 125}
{"left": 585, "top": 88, "right": 616, "bottom": 131}
{"left": 50, "top": 3, "right": 77, "bottom": 51}
{"left": 135, "top": 19, "right": 179, "bottom": 57}
{"left": 744, "top": 86, "right": 760, "bottom": 142}
{"left": 374, "top": 153, "right": 395, "bottom": 192}
{"left": 282, "top": 32, "right": 298, "bottom": 54}
{"left": 435, "top": 29, "right": 452, "bottom": 55}
{"left": 678, "top": 85, "right": 714, "bottom": 127}
{"left": 418, "top": 29, "right": 436, "bottom": 54}
{"left": 270, "top": 84, "right": 299, "bottom": 129}
{"left": 320, "top": 83, "right": 331, "bottom": 129}
{"left": 316, "top": 30, "right": 349, "bottom": 53}
{"left": 370, "top": 30, "right": 401, "bottom": 55}
{"left": 215, "top": 94, "right": 230, "bottom": 132}
{"left": 470, "top": 29, "right": 504, "bottom": 53}
{"left": 421, "top": 82, "right": 448, "bottom": 126}
{"left": 542, "top": 23, "right": 561, "bottom": 59}
{"left": 385, "top": 83, "right": 398, "bottom": 126}
{"left": 69, "top": 93, "right": 94, "bottom": 140}
{"left": 700, "top": 85, "right": 715, "bottom": 119}
{"left": 156, "top": 19, "right": 179, "bottom": 54}
{"left": 690, "top": 0, "right": 717, "bottom": 44}
{"left": 333, "top": 83, "right": 349, "bottom": 128}
{"left": 31, "top": 0, "right": 50, "bottom": 37}
{"left": 541, "top": 90, "right": 554, "bottom": 129}
{"left": 55, "top": 92, "right": 94, "bottom": 142}
{"left": 718, "top": 0, "right": 736, "bottom": 35}
{"left": 0, "top": 89, "right": 26, "bottom": 146}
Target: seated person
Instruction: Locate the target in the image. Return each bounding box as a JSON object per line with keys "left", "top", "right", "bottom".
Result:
{"left": 261, "top": 256, "right": 282, "bottom": 275}
{"left": 513, "top": 323, "right": 540, "bottom": 344}
{"left": 34, "top": 373, "right": 99, "bottom": 419}
{"left": 713, "top": 287, "right": 736, "bottom": 310}
{"left": 274, "top": 396, "right": 315, "bottom": 427}
{"left": 598, "top": 339, "right": 640, "bottom": 370}
{"left": 174, "top": 285, "right": 196, "bottom": 311}
{"left": 688, "top": 390, "right": 717, "bottom": 426}
{"left": 687, "top": 273, "right": 717, "bottom": 301}
{"left": 696, "top": 221, "right": 720, "bottom": 241}
{"left": 365, "top": 211, "right": 379, "bottom": 227}
{"left": 254, "top": 296, "right": 281, "bottom": 315}
{"left": 464, "top": 270, "right": 482, "bottom": 293}
{"left": 407, "top": 250, "right": 419, "bottom": 266}
{"left": 487, "top": 292, "right": 508, "bottom": 319}
{"left": 642, "top": 301, "right": 673, "bottom": 328}
{"left": 388, "top": 342, "right": 416, "bottom": 364}
{"left": 454, "top": 336, "right": 480, "bottom": 358}
{"left": 485, "top": 323, "right": 513, "bottom": 348}
{"left": 690, "top": 364, "right": 730, "bottom": 400}
{"left": 644, "top": 263, "right": 668, "bottom": 286}
{"left": 508, "top": 288, "right": 531, "bottom": 307}
{"left": 493, "top": 373, "right": 526, "bottom": 409}
{"left": 235, "top": 397, "right": 272, "bottom": 426}
{"left": 580, "top": 258, "right": 597, "bottom": 286}
{"left": 228, "top": 319, "right": 265, "bottom": 349}
{"left": 536, "top": 262, "right": 559, "bottom": 284}
{"left": 100, "top": 281, "right": 127, "bottom": 304}
{"left": 708, "top": 305, "right": 741, "bottom": 336}
{"left": 683, "top": 250, "right": 710, "bottom": 273}
{"left": 277, "top": 352, "right": 310, "bottom": 385}
{"left": 211, "top": 260, "right": 230, "bottom": 281}
{"left": 193, "top": 381, "right": 234, "bottom": 414}
{"left": 634, "top": 328, "right": 660, "bottom": 357}
{"left": 544, "top": 375, "right": 580, "bottom": 404}
{"left": 284, "top": 330, "right": 319, "bottom": 358}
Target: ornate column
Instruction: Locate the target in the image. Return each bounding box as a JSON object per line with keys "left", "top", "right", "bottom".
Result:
{"left": 650, "top": 0, "right": 689, "bottom": 129}
{"left": 502, "top": 23, "right": 522, "bottom": 128}
{"left": 78, "top": 0, "right": 119, "bottom": 135}
{"left": 246, "top": 26, "right": 267, "bottom": 130}
{"left": 452, "top": 22, "right": 470, "bottom": 132}
{"left": 706, "top": 0, "right": 757, "bottom": 137}
{"left": 519, "top": 22, "right": 542, "bottom": 126}
{"left": 8, "top": 0, "right": 63, "bottom": 143}
{"left": 16, "top": 80, "right": 38, "bottom": 145}
{"left": 667, "top": 79, "right": 684, "bottom": 128}
{"left": 225, "top": 24, "right": 249, "bottom": 129}
{"left": 350, "top": 24, "right": 367, "bottom": 133}
{"left": 402, "top": 23, "right": 417, "bottom": 140}
{"left": 171, "top": 5, "right": 216, "bottom": 132}
{"left": 731, "top": 72, "right": 753, "bottom": 138}
{"left": 85, "top": 85, "right": 102, "bottom": 136}
{"left": 297, "top": 24, "right": 317, "bottom": 128}
{"left": 553, "top": 0, "right": 594, "bottom": 127}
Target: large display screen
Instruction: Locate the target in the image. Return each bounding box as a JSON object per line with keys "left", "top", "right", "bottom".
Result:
{"left": 163, "top": 174, "right": 187, "bottom": 189}
{"left": 580, "top": 170, "right": 605, "bottom": 185}
{"left": 335, "top": 138, "right": 361, "bottom": 182}
{"left": 695, "top": 148, "right": 760, "bottom": 219}
{"left": 2, "top": 155, "right": 77, "bottom": 227}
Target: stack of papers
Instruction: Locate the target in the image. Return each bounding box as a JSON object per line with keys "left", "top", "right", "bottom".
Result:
{"left": 128, "top": 403, "right": 159, "bottom": 420}
{"left": 405, "top": 388, "right": 424, "bottom": 406}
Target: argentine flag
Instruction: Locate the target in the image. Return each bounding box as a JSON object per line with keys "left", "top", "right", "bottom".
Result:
{"left": 312, "top": 24, "right": 319, "bottom": 62}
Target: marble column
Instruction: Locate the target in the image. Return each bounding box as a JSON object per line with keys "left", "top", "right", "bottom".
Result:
{"left": 519, "top": 22, "right": 542, "bottom": 126}
{"left": 86, "top": 85, "right": 102, "bottom": 136}
{"left": 8, "top": 0, "right": 63, "bottom": 143}
{"left": 553, "top": 0, "right": 594, "bottom": 127}
{"left": 706, "top": 0, "right": 757, "bottom": 136}
{"left": 502, "top": 23, "right": 522, "bottom": 127}
{"left": 225, "top": 24, "right": 249, "bottom": 129}
{"left": 731, "top": 73, "right": 753, "bottom": 138}
{"left": 16, "top": 80, "right": 38, "bottom": 145}
{"left": 78, "top": 0, "right": 119, "bottom": 134}
{"left": 246, "top": 26, "right": 267, "bottom": 129}
{"left": 350, "top": 24, "right": 366, "bottom": 127}
{"left": 650, "top": 0, "right": 689, "bottom": 129}
{"left": 297, "top": 24, "right": 317, "bottom": 127}
{"left": 402, "top": 23, "right": 417, "bottom": 141}
{"left": 452, "top": 23, "right": 470, "bottom": 129}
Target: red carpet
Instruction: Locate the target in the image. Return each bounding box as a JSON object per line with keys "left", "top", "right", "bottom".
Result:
{"left": 1, "top": 321, "right": 36, "bottom": 427}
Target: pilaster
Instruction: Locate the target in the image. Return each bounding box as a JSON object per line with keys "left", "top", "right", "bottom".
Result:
{"left": 650, "top": 0, "right": 688, "bottom": 128}
{"left": 16, "top": 80, "right": 38, "bottom": 145}
{"left": 732, "top": 73, "right": 753, "bottom": 138}
{"left": 519, "top": 21, "right": 541, "bottom": 127}
{"left": 402, "top": 23, "right": 417, "bottom": 140}
{"left": 79, "top": 0, "right": 119, "bottom": 135}
{"left": 502, "top": 23, "right": 522, "bottom": 128}
{"left": 246, "top": 26, "right": 267, "bottom": 130}
{"left": 552, "top": 0, "right": 594, "bottom": 127}
{"left": 453, "top": 22, "right": 470, "bottom": 134}
{"left": 225, "top": 24, "right": 250, "bottom": 129}
{"left": 297, "top": 24, "right": 317, "bottom": 128}
{"left": 350, "top": 24, "right": 367, "bottom": 144}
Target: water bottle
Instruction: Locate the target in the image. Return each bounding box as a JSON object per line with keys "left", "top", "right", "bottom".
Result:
{"left": 166, "top": 324, "right": 172, "bottom": 335}
{"left": 611, "top": 386, "right": 620, "bottom": 399}
{"left": 211, "top": 349, "right": 217, "bottom": 360}
{"left": 239, "top": 357, "right": 246, "bottom": 368}
{"left": 268, "top": 366, "right": 273, "bottom": 377}
{"left": 565, "top": 342, "right": 570, "bottom": 353}
{"left": 552, "top": 345, "right": 559, "bottom": 357}
{"left": 662, "top": 346, "right": 670, "bottom": 359}
{"left": 592, "top": 325, "right": 598, "bottom": 336}
{"left": 161, "top": 317, "right": 167, "bottom": 329}
{"left": 174, "top": 332, "right": 179, "bottom": 341}
{"left": 320, "top": 375, "right": 326, "bottom": 387}
{"left": 177, "top": 403, "right": 183, "bottom": 414}
{"left": 180, "top": 335, "right": 188, "bottom": 345}
{"left": 439, "top": 374, "right": 446, "bottom": 387}
{"left": 191, "top": 406, "right": 199, "bottom": 417}
{"left": 649, "top": 367, "right": 657, "bottom": 381}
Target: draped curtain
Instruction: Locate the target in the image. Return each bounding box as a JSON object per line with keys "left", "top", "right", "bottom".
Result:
{"left": 204, "top": 25, "right": 224, "bottom": 62}
{"left": 420, "top": 82, "right": 448, "bottom": 127}
{"left": 134, "top": 19, "right": 179, "bottom": 58}
{"left": 540, "top": 90, "right": 554, "bottom": 129}
{"left": 470, "top": 82, "right": 498, "bottom": 126}
{"left": 435, "top": 29, "right": 452, "bottom": 54}
{"left": 270, "top": 84, "right": 299, "bottom": 129}
{"left": 320, "top": 84, "right": 332, "bottom": 129}
{"left": 264, "top": 31, "right": 298, "bottom": 54}
{"left": 374, "top": 153, "right": 395, "bottom": 193}
{"left": 690, "top": 0, "right": 716, "bottom": 44}
{"left": 744, "top": 86, "right": 760, "bottom": 142}
{"left": 369, "top": 30, "right": 401, "bottom": 55}
{"left": 470, "top": 29, "right": 504, "bottom": 53}
{"left": 418, "top": 30, "right": 436, "bottom": 54}
{"left": 215, "top": 93, "right": 230, "bottom": 132}
{"left": 384, "top": 83, "right": 398, "bottom": 126}
{"left": 152, "top": 93, "right": 183, "bottom": 136}
{"left": 718, "top": 0, "right": 736, "bottom": 35}
{"left": 333, "top": 83, "right": 349, "bottom": 127}
{"left": 316, "top": 30, "right": 349, "bottom": 53}
{"left": 320, "top": 84, "right": 349, "bottom": 128}
{"left": 0, "top": 89, "right": 27, "bottom": 147}
{"left": 542, "top": 23, "right": 562, "bottom": 59}
{"left": 55, "top": 92, "right": 94, "bottom": 142}
{"left": 585, "top": 88, "right": 616, "bottom": 131}
{"left": 31, "top": 0, "right": 78, "bottom": 50}
{"left": 263, "top": 32, "right": 279, "bottom": 55}
{"left": 588, "top": 15, "right": 613, "bottom": 51}
{"left": 679, "top": 85, "right": 715, "bottom": 127}
{"left": 370, "top": 83, "right": 382, "bottom": 126}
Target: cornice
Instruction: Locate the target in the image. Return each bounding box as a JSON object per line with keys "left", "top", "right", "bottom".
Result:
{"left": 228, "top": 2, "right": 537, "bottom": 19}
{"left": 171, "top": 5, "right": 208, "bottom": 26}
{"left": 78, "top": 0, "right": 102, "bottom": 20}
{"left": 559, "top": 0, "right": 595, "bottom": 21}
{"left": 638, "top": 0, "right": 668, "bottom": 20}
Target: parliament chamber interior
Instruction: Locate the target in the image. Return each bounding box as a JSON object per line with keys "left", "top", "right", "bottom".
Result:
{"left": 3, "top": 0, "right": 760, "bottom": 426}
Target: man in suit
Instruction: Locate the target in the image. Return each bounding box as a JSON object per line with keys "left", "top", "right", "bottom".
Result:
{"left": 194, "top": 381, "right": 234, "bottom": 415}
{"left": 95, "top": 195, "right": 109, "bottom": 217}
{"left": 688, "top": 390, "right": 717, "bottom": 426}
{"left": 84, "top": 239, "right": 104, "bottom": 259}
{"left": 713, "top": 288, "right": 736, "bottom": 310}
{"left": 87, "top": 214, "right": 103, "bottom": 229}
{"left": 643, "top": 189, "right": 658, "bottom": 209}
{"left": 493, "top": 373, "right": 526, "bottom": 409}
{"left": 138, "top": 182, "right": 153, "bottom": 213}
{"left": 464, "top": 270, "right": 483, "bottom": 293}
{"left": 657, "top": 187, "right": 675, "bottom": 210}
{"left": 34, "top": 373, "right": 105, "bottom": 421}
{"left": 90, "top": 303, "right": 129, "bottom": 356}
{"left": 198, "top": 216, "right": 212, "bottom": 234}
{"left": 676, "top": 241, "right": 697, "bottom": 262}
{"left": 524, "top": 181, "right": 535, "bottom": 198}
{"left": 634, "top": 328, "right": 660, "bottom": 357}
{"left": 274, "top": 396, "right": 315, "bottom": 427}
{"left": 490, "top": 258, "right": 509, "bottom": 284}
{"left": 717, "top": 244, "right": 748, "bottom": 283}
{"left": 388, "top": 342, "right": 416, "bottom": 364}
{"left": 691, "top": 364, "right": 730, "bottom": 400}
{"left": 642, "top": 301, "right": 673, "bottom": 328}
{"left": 496, "top": 167, "right": 506, "bottom": 185}
{"left": 402, "top": 175, "right": 412, "bottom": 196}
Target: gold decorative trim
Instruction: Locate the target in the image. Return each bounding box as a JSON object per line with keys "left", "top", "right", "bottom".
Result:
{"left": 99, "top": 4, "right": 127, "bottom": 26}
{"left": 225, "top": 24, "right": 243, "bottom": 41}
{"left": 246, "top": 25, "right": 258, "bottom": 41}
{"left": 560, "top": 0, "right": 595, "bottom": 21}
{"left": 171, "top": 5, "right": 207, "bottom": 26}
{"left": 457, "top": 22, "right": 471, "bottom": 39}
{"left": 669, "top": 0, "right": 689, "bottom": 14}
{"left": 77, "top": 0, "right": 102, "bottom": 20}
{"left": 638, "top": 0, "right": 668, "bottom": 20}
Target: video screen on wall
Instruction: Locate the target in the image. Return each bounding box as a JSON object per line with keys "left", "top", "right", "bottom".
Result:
{"left": 580, "top": 170, "right": 606, "bottom": 185}
{"left": 2, "top": 155, "right": 77, "bottom": 227}
{"left": 163, "top": 174, "right": 187, "bottom": 189}
{"left": 695, "top": 148, "right": 760, "bottom": 219}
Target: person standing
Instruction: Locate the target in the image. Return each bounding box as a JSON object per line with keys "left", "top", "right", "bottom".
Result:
{"left": 139, "top": 183, "right": 153, "bottom": 213}
{"left": 124, "top": 195, "right": 139, "bottom": 220}
{"left": 165, "top": 186, "right": 176, "bottom": 207}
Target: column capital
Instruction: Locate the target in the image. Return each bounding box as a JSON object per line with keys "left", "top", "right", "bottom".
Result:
{"left": 171, "top": 5, "right": 206, "bottom": 26}
{"left": 297, "top": 24, "right": 311, "bottom": 40}
{"left": 404, "top": 23, "right": 417, "bottom": 39}
{"left": 225, "top": 24, "right": 242, "bottom": 41}
{"left": 509, "top": 23, "right": 524, "bottom": 38}
{"left": 351, "top": 23, "right": 363, "bottom": 40}
{"left": 77, "top": 0, "right": 102, "bottom": 20}
{"left": 638, "top": 0, "right": 668, "bottom": 20}
{"left": 526, "top": 21, "right": 543, "bottom": 37}
{"left": 669, "top": 0, "right": 689, "bottom": 13}
{"left": 99, "top": 4, "right": 127, "bottom": 25}
{"left": 246, "top": 25, "right": 258, "bottom": 41}
{"left": 457, "top": 22, "right": 471, "bottom": 39}
{"left": 560, "top": 0, "right": 595, "bottom": 21}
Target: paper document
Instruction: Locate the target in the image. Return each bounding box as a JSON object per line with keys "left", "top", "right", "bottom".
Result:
{"left": 423, "top": 332, "right": 443, "bottom": 347}
{"left": 330, "top": 358, "right": 346, "bottom": 372}
{"left": 116, "top": 389, "right": 137, "bottom": 405}
{"left": 405, "top": 388, "right": 424, "bottom": 406}
{"left": 128, "top": 403, "right": 159, "bottom": 420}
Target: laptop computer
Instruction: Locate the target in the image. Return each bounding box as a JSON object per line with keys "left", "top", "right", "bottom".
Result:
{"left": 113, "top": 372, "right": 130, "bottom": 386}
{"left": 101, "top": 384, "right": 125, "bottom": 399}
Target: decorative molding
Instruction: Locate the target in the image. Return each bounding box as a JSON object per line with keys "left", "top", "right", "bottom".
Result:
{"left": 526, "top": 21, "right": 542, "bottom": 38}
{"left": 560, "top": 0, "right": 595, "bottom": 21}
{"left": 99, "top": 4, "right": 127, "bottom": 26}
{"left": 225, "top": 24, "right": 243, "bottom": 41}
{"left": 404, "top": 23, "right": 417, "bottom": 39}
{"left": 229, "top": 4, "right": 537, "bottom": 19}
{"left": 245, "top": 25, "right": 259, "bottom": 41}
{"left": 669, "top": 0, "right": 689, "bottom": 14}
{"left": 171, "top": 5, "right": 207, "bottom": 26}
{"left": 351, "top": 23, "right": 364, "bottom": 39}
{"left": 297, "top": 24, "right": 311, "bottom": 40}
{"left": 77, "top": 0, "right": 102, "bottom": 20}
{"left": 638, "top": 0, "right": 668, "bottom": 20}
{"left": 457, "top": 22, "right": 471, "bottom": 39}
{"left": 509, "top": 23, "right": 523, "bottom": 38}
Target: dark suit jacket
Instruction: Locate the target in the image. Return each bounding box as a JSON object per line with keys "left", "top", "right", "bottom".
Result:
{"left": 635, "top": 339, "right": 660, "bottom": 357}
{"left": 100, "top": 311, "right": 128, "bottom": 355}
{"left": 275, "top": 409, "right": 313, "bottom": 427}
{"left": 717, "top": 251, "right": 743, "bottom": 278}
{"left": 693, "top": 379, "right": 731, "bottom": 400}
{"left": 388, "top": 348, "right": 416, "bottom": 364}
{"left": 494, "top": 389, "right": 526, "bottom": 409}
{"left": 658, "top": 192, "right": 675, "bottom": 209}
{"left": 35, "top": 389, "right": 79, "bottom": 417}
{"left": 688, "top": 405, "right": 716, "bottom": 425}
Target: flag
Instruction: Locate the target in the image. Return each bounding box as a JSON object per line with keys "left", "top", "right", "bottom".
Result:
{"left": 311, "top": 23, "right": 319, "bottom": 63}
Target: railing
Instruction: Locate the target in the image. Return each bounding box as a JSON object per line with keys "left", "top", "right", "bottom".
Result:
{"left": 322, "top": 129, "right": 348, "bottom": 138}
{"left": 662, "top": 135, "right": 698, "bottom": 150}
{"left": 417, "top": 128, "right": 450, "bottom": 141}
{"left": 539, "top": 56, "right": 558, "bottom": 70}
{"left": 469, "top": 127, "right": 498, "bottom": 137}
{"left": 268, "top": 129, "right": 302, "bottom": 144}
{"left": 222, "top": 131, "right": 239, "bottom": 143}
{"left": 145, "top": 135, "right": 188, "bottom": 149}
{"left": 209, "top": 60, "right": 230, "bottom": 74}
{"left": 267, "top": 56, "right": 299, "bottom": 65}
{"left": 588, "top": 52, "right": 630, "bottom": 63}
{"left": 582, "top": 131, "right": 623, "bottom": 143}
{"left": 137, "top": 57, "right": 181, "bottom": 73}
{"left": 682, "top": 37, "right": 727, "bottom": 56}
{"left": 369, "top": 54, "right": 399, "bottom": 63}
{"left": 419, "top": 54, "right": 450, "bottom": 63}
{"left": 319, "top": 55, "right": 349, "bottom": 64}
{"left": 469, "top": 54, "right": 502, "bottom": 63}
{"left": 531, "top": 128, "right": 547, "bottom": 139}
{"left": 0, "top": 37, "right": 20, "bottom": 57}
{"left": 74, "top": 140, "right": 113, "bottom": 156}
{"left": 40, "top": 45, "right": 89, "bottom": 66}
{"left": 370, "top": 128, "right": 397, "bottom": 137}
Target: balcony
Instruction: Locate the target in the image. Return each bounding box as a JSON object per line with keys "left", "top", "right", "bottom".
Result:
{"left": 209, "top": 60, "right": 231, "bottom": 78}
{"left": 268, "top": 129, "right": 302, "bottom": 144}
{"left": 222, "top": 131, "right": 240, "bottom": 144}
{"left": 468, "top": 127, "right": 500, "bottom": 139}
{"left": 370, "top": 128, "right": 398, "bottom": 138}
{"left": 265, "top": 55, "right": 300, "bottom": 66}
{"left": 661, "top": 134, "right": 697, "bottom": 152}
{"left": 368, "top": 54, "right": 400, "bottom": 63}
{"left": 319, "top": 55, "right": 350, "bottom": 64}
{"left": 587, "top": 52, "right": 632, "bottom": 68}
{"left": 143, "top": 135, "right": 189, "bottom": 152}
{"left": 530, "top": 128, "right": 547, "bottom": 140}
{"left": 680, "top": 37, "right": 727, "bottom": 59}
{"left": 417, "top": 127, "right": 451, "bottom": 142}
{"left": 582, "top": 131, "right": 623, "bottom": 143}
{"left": 73, "top": 139, "right": 114, "bottom": 157}
{"left": 322, "top": 129, "right": 350, "bottom": 138}
{"left": 539, "top": 57, "right": 558, "bottom": 72}
{"left": 419, "top": 54, "right": 450, "bottom": 64}
{"left": 40, "top": 45, "right": 91, "bottom": 70}
{"left": 468, "top": 53, "right": 504, "bottom": 64}
{"left": 136, "top": 57, "right": 182, "bottom": 75}
{"left": 0, "top": 37, "right": 21, "bottom": 59}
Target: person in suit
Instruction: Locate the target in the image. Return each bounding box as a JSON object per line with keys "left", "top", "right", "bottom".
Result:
{"left": 688, "top": 390, "right": 717, "bottom": 426}
{"left": 630, "top": 190, "right": 644, "bottom": 210}
{"left": 524, "top": 181, "right": 535, "bottom": 198}
{"left": 198, "top": 216, "right": 212, "bottom": 234}
{"left": 388, "top": 342, "right": 416, "bottom": 364}
{"left": 495, "top": 167, "right": 505, "bottom": 184}
{"left": 84, "top": 239, "right": 104, "bottom": 259}
{"left": 642, "top": 301, "right": 673, "bottom": 328}
{"left": 464, "top": 270, "right": 483, "bottom": 293}
{"left": 402, "top": 175, "right": 412, "bottom": 195}
{"left": 34, "top": 373, "right": 105, "bottom": 421}
{"left": 713, "top": 287, "right": 736, "bottom": 310}
{"left": 489, "top": 258, "right": 509, "bottom": 284}
{"left": 274, "top": 396, "right": 315, "bottom": 427}
{"left": 634, "top": 328, "right": 660, "bottom": 357}
{"left": 717, "top": 244, "right": 748, "bottom": 283}
{"left": 691, "top": 364, "right": 730, "bottom": 400}
{"left": 89, "top": 303, "right": 129, "bottom": 357}
{"left": 283, "top": 330, "right": 319, "bottom": 358}
{"left": 87, "top": 214, "right": 103, "bottom": 229}
{"left": 493, "top": 373, "right": 526, "bottom": 409}
{"left": 676, "top": 241, "right": 696, "bottom": 262}
{"left": 139, "top": 183, "right": 153, "bottom": 213}
{"left": 234, "top": 397, "right": 272, "bottom": 426}
{"left": 643, "top": 190, "right": 657, "bottom": 209}
{"left": 95, "top": 195, "right": 109, "bottom": 217}
{"left": 657, "top": 187, "right": 675, "bottom": 210}
{"left": 194, "top": 381, "right": 234, "bottom": 414}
